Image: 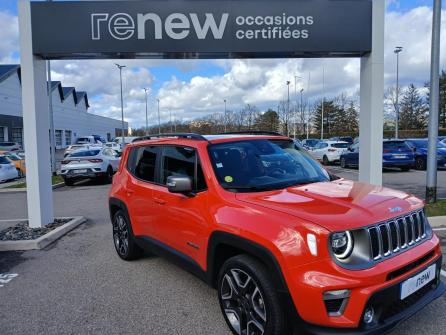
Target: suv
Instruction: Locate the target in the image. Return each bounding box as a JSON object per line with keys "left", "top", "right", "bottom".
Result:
{"left": 109, "top": 133, "right": 444, "bottom": 335}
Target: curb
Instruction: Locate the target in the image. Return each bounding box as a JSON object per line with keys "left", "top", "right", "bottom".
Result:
{"left": 428, "top": 216, "right": 446, "bottom": 228}
{"left": 0, "top": 216, "right": 86, "bottom": 251}
{"left": 0, "top": 182, "right": 65, "bottom": 193}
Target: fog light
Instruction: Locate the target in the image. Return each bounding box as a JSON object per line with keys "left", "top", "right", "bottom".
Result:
{"left": 363, "top": 307, "right": 374, "bottom": 324}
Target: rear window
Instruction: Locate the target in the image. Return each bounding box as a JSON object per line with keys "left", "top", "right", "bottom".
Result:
{"left": 69, "top": 150, "right": 100, "bottom": 157}
{"left": 0, "top": 156, "right": 10, "bottom": 164}
{"left": 383, "top": 141, "right": 409, "bottom": 150}
{"left": 332, "top": 143, "right": 349, "bottom": 148}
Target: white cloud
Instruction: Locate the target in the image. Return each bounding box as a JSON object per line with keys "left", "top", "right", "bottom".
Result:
{"left": 0, "top": 11, "right": 18, "bottom": 63}
{"left": 0, "top": 6, "right": 445, "bottom": 128}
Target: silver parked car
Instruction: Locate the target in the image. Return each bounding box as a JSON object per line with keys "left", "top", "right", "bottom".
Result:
{"left": 60, "top": 147, "right": 120, "bottom": 186}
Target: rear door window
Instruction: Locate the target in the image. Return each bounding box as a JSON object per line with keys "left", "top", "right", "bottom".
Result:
{"left": 130, "top": 146, "right": 159, "bottom": 183}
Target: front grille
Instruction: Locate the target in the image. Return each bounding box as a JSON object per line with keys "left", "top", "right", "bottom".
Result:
{"left": 367, "top": 210, "right": 427, "bottom": 262}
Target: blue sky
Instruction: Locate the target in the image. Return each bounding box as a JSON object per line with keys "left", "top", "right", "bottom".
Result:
{"left": 0, "top": 0, "right": 445, "bottom": 127}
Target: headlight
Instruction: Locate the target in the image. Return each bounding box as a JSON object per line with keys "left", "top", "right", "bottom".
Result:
{"left": 331, "top": 231, "right": 353, "bottom": 259}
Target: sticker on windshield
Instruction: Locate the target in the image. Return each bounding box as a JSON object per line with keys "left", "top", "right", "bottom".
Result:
{"left": 224, "top": 176, "right": 233, "bottom": 183}
{"left": 216, "top": 163, "right": 223, "bottom": 168}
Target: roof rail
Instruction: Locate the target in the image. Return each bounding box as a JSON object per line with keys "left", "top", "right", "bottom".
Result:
{"left": 132, "top": 133, "right": 207, "bottom": 143}
{"left": 218, "top": 131, "right": 284, "bottom": 136}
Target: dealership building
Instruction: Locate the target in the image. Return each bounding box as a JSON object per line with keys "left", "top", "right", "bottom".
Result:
{"left": 0, "top": 64, "right": 126, "bottom": 149}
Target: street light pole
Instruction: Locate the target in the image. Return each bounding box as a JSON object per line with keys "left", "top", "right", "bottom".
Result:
{"left": 321, "top": 66, "right": 325, "bottom": 140}
{"left": 115, "top": 63, "right": 126, "bottom": 148}
{"left": 286, "top": 81, "right": 291, "bottom": 137}
{"left": 307, "top": 72, "right": 311, "bottom": 139}
{"left": 157, "top": 98, "right": 161, "bottom": 134}
{"left": 224, "top": 99, "right": 227, "bottom": 132}
{"left": 426, "top": 0, "right": 442, "bottom": 203}
{"left": 300, "top": 88, "right": 304, "bottom": 136}
{"left": 143, "top": 88, "right": 149, "bottom": 136}
{"left": 394, "top": 46, "right": 403, "bottom": 139}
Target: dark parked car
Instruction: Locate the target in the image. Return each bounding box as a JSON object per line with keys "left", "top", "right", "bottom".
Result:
{"left": 405, "top": 139, "right": 446, "bottom": 170}
{"left": 340, "top": 140, "right": 414, "bottom": 171}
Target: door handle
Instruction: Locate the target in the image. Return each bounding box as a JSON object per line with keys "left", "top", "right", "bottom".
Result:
{"left": 126, "top": 190, "right": 134, "bottom": 196}
{"left": 154, "top": 198, "right": 166, "bottom": 205}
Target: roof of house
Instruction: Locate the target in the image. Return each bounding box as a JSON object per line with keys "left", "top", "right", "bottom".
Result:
{"left": 0, "top": 65, "right": 20, "bottom": 84}
{"left": 0, "top": 64, "right": 89, "bottom": 109}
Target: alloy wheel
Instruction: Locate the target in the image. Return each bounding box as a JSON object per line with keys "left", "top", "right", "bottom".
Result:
{"left": 113, "top": 214, "right": 129, "bottom": 256}
{"left": 220, "top": 268, "right": 267, "bottom": 335}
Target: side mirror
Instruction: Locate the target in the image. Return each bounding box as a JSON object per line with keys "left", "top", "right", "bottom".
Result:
{"left": 114, "top": 151, "right": 122, "bottom": 157}
{"left": 167, "top": 176, "right": 193, "bottom": 195}
{"left": 348, "top": 147, "right": 354, "bottom": 152}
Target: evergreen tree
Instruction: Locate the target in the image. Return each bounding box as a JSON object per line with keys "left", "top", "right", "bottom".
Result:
{"left": 399, "top": 84, "right": 428, "bottom": 130}
{"left": 254, "top": 110, "right": 280, "bottom": 132}
{"left": 311, "top": 100, "right": 337, "bottom": 137}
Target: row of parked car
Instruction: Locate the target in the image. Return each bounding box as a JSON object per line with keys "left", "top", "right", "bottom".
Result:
{"left": 60, "top": 137, "right": 138, "bottom": 185}
{"left": 298, "top": 136, "right": 446, "bottom": 171}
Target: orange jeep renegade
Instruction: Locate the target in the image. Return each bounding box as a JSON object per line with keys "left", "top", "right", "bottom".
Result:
{"left": 109, "top": 132, "right": 444, "bottom": 335}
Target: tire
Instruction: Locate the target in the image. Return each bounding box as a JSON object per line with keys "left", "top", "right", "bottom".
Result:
{"left": 63, "top": 177, "right": 74, "bottom": 186}
{"left": 16, "top": 168, "right": 24, "bottom": 178}
{"left": 103, "top": 166, "right": 113, "bottom": 184}
{"left": 112, "top": 209, "right": 142, "bottom": 261}
{"left": 322, "top": 155, "right": 330, "bottom": 165}
{"left": 400, "top": 166, "right": 411, "bottom": 172}
{"left": 415, "top": 157, "right": 426, "bottom": 170}
{"left": 217, "top": 255, "right": 286, "bottom": 335}
{"left": 340, "top": 157, "right": 348, "bottom": 169}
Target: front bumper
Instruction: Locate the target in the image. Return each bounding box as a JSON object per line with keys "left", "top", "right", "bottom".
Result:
{"left": 299, "top": 257, "right": 444, "bottom": 334}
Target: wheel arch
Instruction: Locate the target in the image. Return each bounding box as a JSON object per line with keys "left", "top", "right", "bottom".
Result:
{"left": 206, "top": 231, "right": 288, "bottom": 292}
{"left": 108, "top": 197, "right": 129, "bottom": 223}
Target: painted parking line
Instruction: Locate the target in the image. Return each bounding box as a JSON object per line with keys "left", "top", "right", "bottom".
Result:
{"left": 0, "top": 273, "right": 18, "bottom": 287}
{"left": 433, "top": 228, "right": 446, "bottom": 231}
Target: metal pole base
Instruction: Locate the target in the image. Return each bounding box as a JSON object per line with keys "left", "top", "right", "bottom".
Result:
{"left": 426, "top": 187, "right": 437, "bottom": 204}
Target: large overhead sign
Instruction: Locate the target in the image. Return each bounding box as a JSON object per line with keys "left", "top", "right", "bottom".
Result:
{"left": 30, "top": 0, "right": 372, "bottom": 59}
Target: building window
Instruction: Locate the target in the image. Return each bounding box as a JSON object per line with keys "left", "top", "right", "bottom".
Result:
{"left": 11, "top": 128, "right": 23, "bottom": 146}
{"left": 0, "top": 127, "right": 4, "bottom": 142}
{"left": 65, "top": 130, "right": 72, "bottom": 145}
{"left": 55, "top": 130, "right": 62, "bottom": 147}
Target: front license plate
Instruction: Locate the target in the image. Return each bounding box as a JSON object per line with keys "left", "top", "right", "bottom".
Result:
{"left": 73, "top": 169, "right": 87, "bottom": 174}
{"left": 400, "top": 264, "right": 436, "bottom": 300}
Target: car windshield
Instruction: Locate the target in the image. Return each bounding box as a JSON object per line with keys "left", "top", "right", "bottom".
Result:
{"left": 208, "top": 139, "right": 330, "bottom": 192}
{"left": 332, "top": 143, "right": 349, "bottom": 148}
{"left": 384, "top": 141, "right": 409, "bottom": 150}
{"left": 5, "top": 154, "right": 20, "bottom": 161}
{"left": 0, "top": 156, "right": 10, "bottom": 164}
{"left": 69, "top": 150, "right": 100, "bottom": 157}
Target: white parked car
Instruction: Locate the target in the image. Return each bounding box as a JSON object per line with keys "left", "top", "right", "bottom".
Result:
{"left": 63, "top": 144, "right": 91, "bottom": 158}
{"left": 76, "top": 136, "right": 103, "bottom": 145}
{"left": 310, "top": 140, "right": 350, "bottom": 165}
{"left": 60, "top": 147, "right": 121, "bottom": 186}
{"left": 0, "top": 155, "right": 19, "bottom": 182}
{"left": 104, "top": 141, "right": 122, "bottom": 153}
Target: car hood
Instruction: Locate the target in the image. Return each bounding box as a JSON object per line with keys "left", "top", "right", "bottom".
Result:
{"left": 235, "top": 179, "right": 423, "bottom": 232}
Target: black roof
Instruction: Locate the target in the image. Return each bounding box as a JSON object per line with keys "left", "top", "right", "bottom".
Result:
{"left": 0, "top": 65, "right": 20, "bottom": 83}
{"left": 0, "top": 65, "right": 89, "bottom": 109}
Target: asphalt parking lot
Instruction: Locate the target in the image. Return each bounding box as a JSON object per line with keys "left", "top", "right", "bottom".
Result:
{"left": 0, "top": 181, "right": 445, "bottom": 335}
